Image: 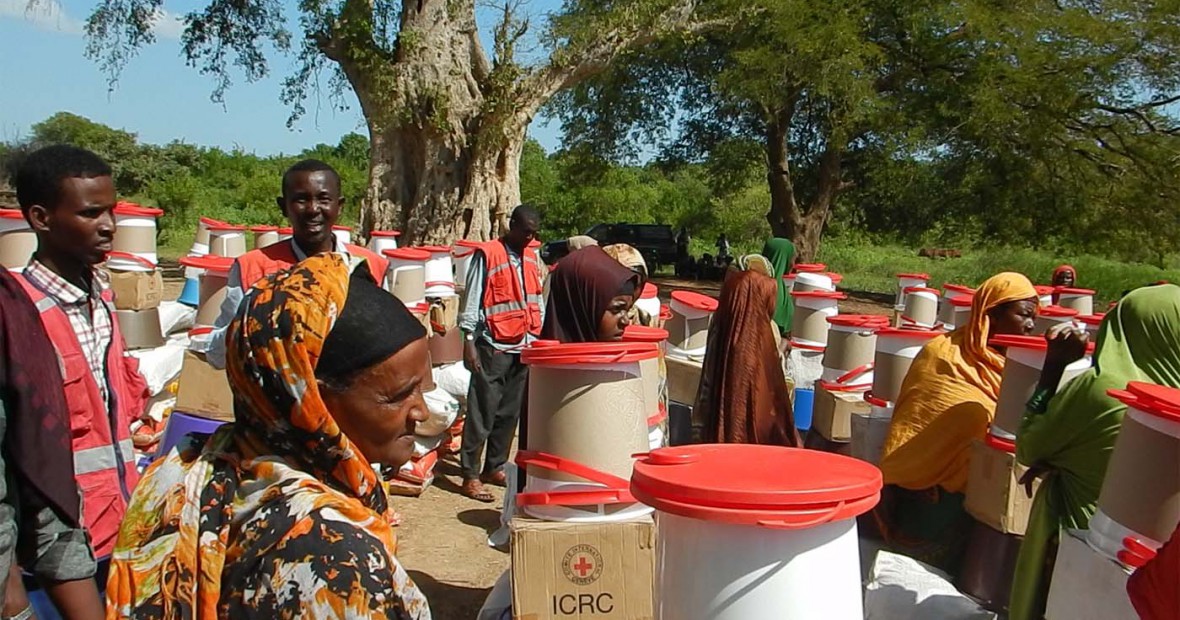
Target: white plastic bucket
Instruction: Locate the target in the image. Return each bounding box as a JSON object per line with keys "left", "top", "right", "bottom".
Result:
{"left": 179, "top": 255, "right": 234, "bottom": 326}
{"left": 824, "top": 315, "right": 887, "bottom": 373}
{"left": 383, "top": 248, "right": 430, "bottom": 306}
{"left": 793, "top": 271, "right": 834, "bottom": 293}
{"left": 189, "top": 217, "right": 225, "bottom": 256}
{"left": 519, "top": 342, "right": 658, "bottom": 522}
{"left": 332, "top": 225, "right": 352, "bottom": 247}
{"left": 989, "top": 335, "right": 1092, "bottom": 441}
{"left": 1035, "top": 305, "right": 1080, "bottom": 335}
{"left": 901, "top": 286, "right": 940, "bottom": 329}
{"left": 1035, "top": 286, "right": 1055, "bottom": 308}
{"left": 938, "top": 293, "right": 974, "bottom": 330}
{"left": 105, "top": 251, "right": 157, "bottom": 273}
{"left": 871, "top": 328, "right": 943, "bottom": 402}
{"left": 1056, "top": 287, "right": 1095, "bottom": 315}
{"left": 422, "top": 245, "right": 456, "bottom": 297}
{"left": 636, "top": 282, "right": 661, "bottom": 320}
{"left": 250, "top": 225, "right": 280, "bottom": 249}
{"left": 894, "top": 273, "right": 929, "bottom": 310}
{"left": 666, "top": 291, "right": 718, "bottom": 360}
{"left": 632, "top": 446, "right": 881, "bottom": 620}
{"left": 207, "top": 224, "right": 247, "bottom": 258}
{"left": 623, "top": 325, "right": 670, "bottom": 450}
{"left": 1089, "top": 382, "right": 1180, "bottom": 563}
{"left": 1079, "top": 314, "right": 1105, "bottom": 339}
{"left": 112, "top": 203, "right": 163, "bottom": 267}
{"left": 367, "top": 230, "right": 401, "bottom": 255}
{"left": 0, "top": 209, "right": 36, "bottom": 271}
{"left": 790, "top": 290, "right": 845, "bottom": 348}
{"left": 852, "top": 394, "right": 895, "bottom": 465}
{"left": 451, "top": 240, "right": 481, "bottom": 290}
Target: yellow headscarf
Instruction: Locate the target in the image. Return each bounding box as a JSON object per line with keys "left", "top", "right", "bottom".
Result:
{"left": 880, "top": 272, "right": 1038, "bottom": 492}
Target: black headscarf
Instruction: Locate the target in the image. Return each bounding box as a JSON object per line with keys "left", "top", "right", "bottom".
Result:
{"left": 542, "top": 246, "right": 639, "bottom": 343}
{"left": 317, "top": 267, "right": 426, "bottom": 384}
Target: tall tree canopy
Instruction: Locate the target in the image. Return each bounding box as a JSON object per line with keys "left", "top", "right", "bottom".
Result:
{"left": 556, "top": 0, "right": 1180, "bottom": 260}
{"left": 84, "top": 0, "right": 716, "bottom": 243}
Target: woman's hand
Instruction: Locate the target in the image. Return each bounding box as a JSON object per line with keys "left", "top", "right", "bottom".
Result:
{"left": 1044, "top": 323, "right": 1089, "bottom": 369}
{"left": 1019, "top": 462, "right": 1052, "bottom": 498}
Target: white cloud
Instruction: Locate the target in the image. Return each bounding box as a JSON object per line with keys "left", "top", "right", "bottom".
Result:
{"left": 0, "top": 0, "right": 184, "bottom": 39}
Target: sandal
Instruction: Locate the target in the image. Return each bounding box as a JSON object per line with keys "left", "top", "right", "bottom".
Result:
{"left": 462, "top": 478, "right": 495, "bottom": 503}
{"left": 480, "top": 470, "right": 508, "bottom": 488}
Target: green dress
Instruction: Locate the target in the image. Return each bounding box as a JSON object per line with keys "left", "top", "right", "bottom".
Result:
{"left": 762, "top": 238, "right": 796, "bottom": 337}
{"left": 1009, "top": 284, "right": 1180, "bottom": 620}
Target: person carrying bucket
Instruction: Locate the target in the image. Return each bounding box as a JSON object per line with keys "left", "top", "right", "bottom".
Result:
{"left": 458, "top": 205, "right": 545, "bottom": 503}
{"left": 204, "top": 159, "right": 388, "bottom": 369}
{"left": 11, "top": 145, "right": 149, "bottom": 618}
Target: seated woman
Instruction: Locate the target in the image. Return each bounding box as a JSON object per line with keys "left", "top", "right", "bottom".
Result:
{"left": 601, "top": 243, "right": 654, "bottom": 327}
{"left": 105, "top": 255, "right": 431, "bottom": 618}
{"left": 694, "top": 270, "right": 801, "bottom": 446}
{"left": 542, "top": 246, "right": 639, "bottom": 343}
{"left": 1009, "top": 284, "right": 1180, "bottom": 620}
{"left": 877, "top": 272, "right": 1038, "bottom": 573}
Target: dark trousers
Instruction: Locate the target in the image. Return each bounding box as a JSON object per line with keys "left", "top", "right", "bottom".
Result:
{"left": 460, "top": 340, "right": 528, "bottom": 480}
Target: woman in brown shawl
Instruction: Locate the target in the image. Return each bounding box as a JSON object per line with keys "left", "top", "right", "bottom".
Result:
{"left": 694, "top": 270, "right": 801, "bottom": 446}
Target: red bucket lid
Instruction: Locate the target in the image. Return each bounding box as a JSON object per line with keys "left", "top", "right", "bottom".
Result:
{"left": 670, "top": 290, "right": 719, "bottom": 311}
{"left": 369, "top": 230, "right": 401, "bottom": 238}
{"left": 623, "top": 325, "right": 669, "bottom": 343}
{"left": 897, "top": 273, "right": 929, "bottom": 280}
{"left": 641, "top": 282, "right": 658, "bottom": 299}
{"left": 179, "top": 255, "right": 234, "bottom": 272}
{"left": 791, "top": 290, "right": 847, "bottom": 300}
{"left": 1078, "top": 313, "right": 1105, "bottom": 326}
{"left": 207, "top": 223, "right": 246, "bottom": 232}
{"left": 1056, "top": 287, "right": 1095, "bottom": 296}
{"left": 828, "top": 272, "right": 844, "bottom": 284}
{"left": 1040, "top": 305, "right": 1079, "bottom": 318}
{"left": 904, "top": 286, "right": 940, "bottom": 295}
{"left": 631, "top": 446, "right": 881, "bottom": 529}
{"left": 332, "top": 225, "right": 352, "bottom": 231}
{"left": 794, "top": 263, "right": 826, "bottom": 273}
{"left": 454, "top": 239, "right": 482, "bottom": 248}
{"left": 1108, "top": 381, "right": 1180, "bottom": 424}
{"left": 114, "top": 202, "right": 163, "bottom": 217}
{"left": 199, "top": 217, "right": 227, "bottom": 227}
{"left": 383, "top": 248, "right": 431, "bottom": 261}
{"left": 249, "top": 225, "right": 279, "bottom": 232}
{"left": 949, "top": 296, "right": 974, "bottom": 307}
{"left": 419, "top": 245, "right": 451, "bottom": 253}
{"left": 660, "top": 304, "right": 673, "bottom": 320}
{"left": 1034, "top": 285, "right": 1056, "bottom": 296}
{"left": 827, "top": 314, "right": 890, "bottom": 328}
{"left": 0, "top": 209, "right": 24, "bottom": 220}
{"left": 521, "top": 341, "right": 658, "bottom": 365}
{"left": 943, "top": 283, "right": 975, "bottom": 295}
{"left": 278, "top": 227, "right": 294, "bottom": 234}
{"left": 875, "top": 327, "right": 944, "bottom": 340}
{"left": 990, "top": 334, "right": 1095, "bottom": 354}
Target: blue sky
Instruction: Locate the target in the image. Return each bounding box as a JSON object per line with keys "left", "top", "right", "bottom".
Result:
{"left": 0, "top": 0, "right": 565, "bottom": 155}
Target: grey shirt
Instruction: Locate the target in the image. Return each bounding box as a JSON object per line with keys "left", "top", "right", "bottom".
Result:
{"left": 458, "top": 244, "right": 545, "bottom": 353}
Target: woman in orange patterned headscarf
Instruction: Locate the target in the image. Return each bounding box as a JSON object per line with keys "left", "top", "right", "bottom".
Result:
{"left": 105, "top": 254, "right": 432, "bottom": 619}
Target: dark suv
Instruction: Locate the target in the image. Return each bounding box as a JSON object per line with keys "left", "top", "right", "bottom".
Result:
{"left": 541, "top": 223, "right": 679, "bottom": 270}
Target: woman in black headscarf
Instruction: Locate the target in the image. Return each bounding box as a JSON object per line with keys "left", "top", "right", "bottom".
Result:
{"left": 542, "top": 246, "right": 640, "bottom": 343}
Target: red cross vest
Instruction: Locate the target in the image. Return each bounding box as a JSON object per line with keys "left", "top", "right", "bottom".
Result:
{"left": 236, "top": 242, "right": 389, "bottom": 291}
{"left": 480, "top": 240, "right": 544, "bottom": 344}
{"left": 17, "top": 274, "right": 146, "bottom": 559}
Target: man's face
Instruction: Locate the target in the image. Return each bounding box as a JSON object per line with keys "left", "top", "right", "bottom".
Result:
{"left": 505, "top": 215, "right": 539, "bottom": 252}
{"left": 279, "top": 171, "right": 342, "bottom": 250}
{"left": 29, "top": 175, "right": 117, "bottom": 266}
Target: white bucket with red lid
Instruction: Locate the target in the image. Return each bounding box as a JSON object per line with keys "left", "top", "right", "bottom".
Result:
{"left": 105, "top": 251, "right": 157, "bottom": 274}
{"left": 1056, "top": 287, "right": 1095, "bottom": 315}
{"left": 1035, "top": 285, "right": 1055, "bottom": 307}
{"left": 938, "top": 294, "right": 974, "bottom": 330}
{"left": 793, "top": 270, "right": 834, "bottom": 293}
{"left": 871, "top": 327, "right": 944, "bottom": 402}
{"left": 0, "top": 209, "right": 35, "bottom": 271}
{"left": 207, "top": 223, "right": 247, "bottom": 258}
{"left": 250, "top": 225, "right": 280, "bottom": 249}
{"left": 1088, "top": 381, "right": 1180, "bottom": 564}
{"left": 635, "top": 281, "right": 661, "bottom": 321}
{"left": 988, "top": 335, "right": 1093, "bottom": 441}
{"left": 624, "top": 325, "right": 670, "bottom": 449}
{"left": 794, "top": 262, "right": 826, "bottom": 273}
{"left": 790, "top": 290, "right": 845, "bottom": 348}
{"left": 277, "top": 227, "right": 293, "bottom": 242}
{"left": 383, "top": 248, "right": 429, "bottom": 306}
{"left": 188, "top": 217, "right": 226, "bottom": 256}
{"left": 895, "top": 273, "right": 930, "bottom": 310}
{"left": 1078, "top": 313, "right": 1105, "bottom": 339}
{"left": 852, "top": 393, "right": 895, "bottom": 464}
{"left": 1035, "top": 305, "right": 1079, "bottom": 334}
{"left": 901, "top": 286, "right": 940, "bottom": 329}
{"left": 420, "top": 245, "right": 456, "bottom": 297}
{"left": 451, "top": 240, "right": 480, "bottom": 290}
{"left": 366, "top": 230, "right": 400, "bottom": 255}
{"left": 519, "top": 341, "right": 657, "bottom": 522}
{"left": 112, "top": 202, "right": 163, "bottom": 267}
{"left": 667, "top": 290, "right": 718, "bottom": 360}
{"left": 332, "top": 225, "right": 352, "bottom": 247}
{"left": 824, "top": 315, "right": 888, "bottom": 375}
{"left": 632, "top": 445, "right": 882, "bottom": 620}
{"left": 179, "top": 255, "right": 234, "bottom": 326}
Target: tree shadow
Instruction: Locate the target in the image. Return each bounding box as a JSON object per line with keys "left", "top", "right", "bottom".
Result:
{"left": 408, "top": 570, "right": 495, "bottom": 620}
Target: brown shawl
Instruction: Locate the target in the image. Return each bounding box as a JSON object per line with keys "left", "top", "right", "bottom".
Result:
{"left": 694, "top": 270, "right": 801, "bottom": 446}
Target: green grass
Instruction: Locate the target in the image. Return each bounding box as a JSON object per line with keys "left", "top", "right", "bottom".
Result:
{"left": 818, "top": 239, "right": 1178, "bottom": 305}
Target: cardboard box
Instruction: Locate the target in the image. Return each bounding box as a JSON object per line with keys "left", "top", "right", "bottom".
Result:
{"left": 666, "top": 355, "right": 703, "bottom": 405}
{"left": 964, "top": 438, "right": 1040, "bottom": 535}
{"left": 511, "top": 517, "right": 654, "bottom": 620}
{"left": 850, "top": 411, "right": 891, "bottom": 465}
{"left": 429, "top": 294, "right": 461, "bottom": 332}
{"left": 174, "top": 350, "right": 234, "bottom": 421}
{"left": 109, "top": 269, "right": 163, "bottom": 310}
{"left": 1045, "top": 529, "right": 1137, "bottom": 620}
{"left": 811, "top": 383, "right": 870, "bottom": 442}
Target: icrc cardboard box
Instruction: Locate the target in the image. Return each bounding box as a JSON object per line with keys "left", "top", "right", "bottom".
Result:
{"left": 811, "top": 383, "right": 870, "bottom": 442}
{"left": 174, "top": 350, "right": 234, "bottom": 421}
{"left": 108, "top": 268, "right": 164, "bottom": 310}
{"left": 964, "top": 438, "right": 1040, "bottom": 535}
{"left": 511, "top": 516, "right": 654, "bottom": 620}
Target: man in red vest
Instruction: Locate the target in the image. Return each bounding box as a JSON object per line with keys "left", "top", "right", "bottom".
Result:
{"left": 458, "top": 205, "right": 544, "bottom": 502}
{"left": 206, "top": 159, "right": 388, "bottom": 368}
{"left": 12, "top": 144, "right": 148, "bottom": 619}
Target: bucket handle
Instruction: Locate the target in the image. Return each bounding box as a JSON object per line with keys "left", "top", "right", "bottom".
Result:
{"left": 515, "top": 487, "right": 635, "bottom": 508}
{"left": 514, "top": 450, "right": 632, "bottom": 489}
{"left": 106, "top": 251, "right": 157, "bottom": 269}
{"left": 835, "top": 363, "right": 874, "bottom": 385}
{"left": 756, "top": 501, "right": 844, "bottom": 529}
{"left": 790, "top": 340, "right": 826, "bottom": 352}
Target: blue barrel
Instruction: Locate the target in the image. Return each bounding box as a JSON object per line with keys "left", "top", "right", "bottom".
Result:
{"left": 156, "top": 411, "right": 226, "bottom": 459}
{"left": 177, "top": 276, "right": 201, "bottom": 307}
{"left": 794, "top": 388, "right": 815, "bottom": 432}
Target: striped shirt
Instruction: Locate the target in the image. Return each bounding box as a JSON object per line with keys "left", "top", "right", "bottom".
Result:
{"left": 23, "top": 259, "right": 113, "bottom": 408}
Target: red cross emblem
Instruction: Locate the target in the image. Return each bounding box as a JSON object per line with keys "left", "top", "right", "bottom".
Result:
{"left": 572, "top": 554, "right": 595, "bottom": 577}
{"left": 562, "top": 544, "right": 604, "bottom": 585}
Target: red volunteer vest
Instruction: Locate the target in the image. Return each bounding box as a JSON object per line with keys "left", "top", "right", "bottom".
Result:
{"left": 17, "top": 274, "right": 147, "bottom": 559}
{"left": 236, "top": 242, "right": 389, "bottom": 291}
{"left": 480, "top": 240, "right": 544, "bottom": 343}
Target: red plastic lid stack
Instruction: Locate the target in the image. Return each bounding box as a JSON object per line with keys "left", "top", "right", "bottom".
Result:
{"left": 827, "top": 314, "right": 891, "bottom": 330}
{"left": 794, "top": 263, "right": 827, "bottom": 273}
{"left": 670, "top": 290, "right": 719, "bottom": 312}
{"left": 622, "top": 325, "right": 670, "bottom": 343}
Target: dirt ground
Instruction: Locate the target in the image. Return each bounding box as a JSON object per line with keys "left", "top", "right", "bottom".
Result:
{"left": 161, "top": 270, "right": 895, "bottom": 619}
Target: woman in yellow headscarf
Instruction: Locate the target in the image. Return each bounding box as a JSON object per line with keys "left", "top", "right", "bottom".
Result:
{"left": 876, "top": 272, "right": 1039, "bottom": 572}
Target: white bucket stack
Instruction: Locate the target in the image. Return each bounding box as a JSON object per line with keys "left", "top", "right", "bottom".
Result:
{"left": 0, "top": 209, "right": 36, "bottom": 270}
{"left": 636, "top": 282, "right": 661, "bottom": 321}
{"left": 422, "top": 245, "right": 456, "bottom": 298}
{"left": 112, "top": 202, "right": 163, "bottom": 268}
{"left": 1056, "top": 287, "right": 1096, "bottom": 315}
{"left": 989, "top": 335, "right": 1093, "bottom": 441}
{"left": 108, "top": 203, "right": 166, "bottom": 348}
{"left": 518, "top": 341, "right": 657, "bottom": 522}
{"left": 632, "top": 446, "right": 882, "bottom": 620}
{"left": 250, "top": 225, "right": 280, "bottom": 249}
{"left": 178, "top": 255, "right": 234, "bottom": 327}
{"left": 1035, "top": 305, "right": 1080, "bottom": 335}
{"left": 207, "top": 223, "right": 247, "bottom": 258}
{"left": 1088, "top": 381, "right": 1180, "bottom": 566}
{"left": 188, "top": 217, "right": 226, "bottom": 256}
{"left": 623, "top": 325, "right": 670, "bottom": 449}
{"left": 332, "top": 225, "right": 352, "bottom": 247}
{"left": 793, "top": 271, "right": 835, "bottom": 293}
{"left": 666, "top": 291, "right": 718, "bottom": 361}
{"left": 822, "top": 314, "right": 889, "bottom": 389}
{"left": 870, "top": 327, "right": 944, "bottom": 403}
{"left": 900, "top": 286, "right": 940, "bottom": 330}
{"left": 790, "top": 290, "right": 846, "bottom": 349}
{"left": 938, "top": 284, "right": 975, "bottom": 329}
{"left": 383, "top": 248, "right": 430, "bottom": 307}
{"left": 367, "top": 230, "right": 401, "bottom": 255}
{"left": 894, "top": 273, "right": 930, "bottom": 311}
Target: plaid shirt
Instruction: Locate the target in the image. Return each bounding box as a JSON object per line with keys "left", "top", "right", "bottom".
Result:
{"left": 23, "top": 260, "right": 113, "bottom": 408}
